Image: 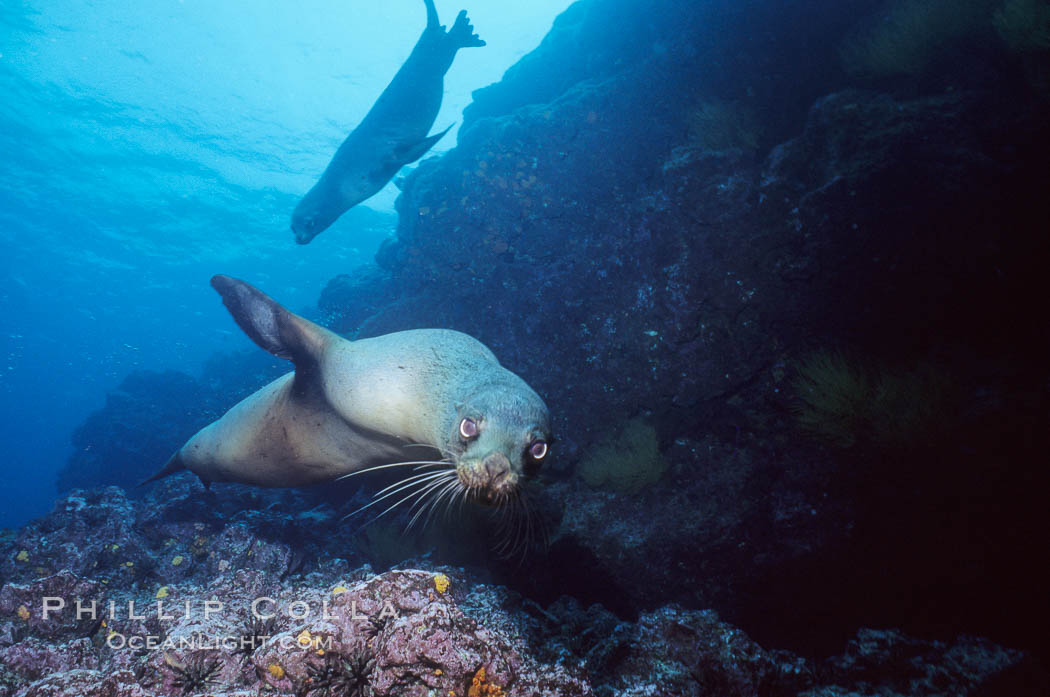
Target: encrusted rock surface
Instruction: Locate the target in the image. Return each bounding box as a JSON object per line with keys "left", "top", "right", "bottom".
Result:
{"left": 0, "top": 488, "right": 1030, "bottom": 696}
{"left": 306, "top": 0, "right": 1050, "bottom": 660}
{"left": 52, "top": 0, "right": 1050, "bottom": 685}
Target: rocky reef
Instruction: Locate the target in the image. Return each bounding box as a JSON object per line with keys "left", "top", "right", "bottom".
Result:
{"left": 0, "top": 487, "right": 1035, "bottom": 696}
{"left": 313, "top": 0, "right": 1050, "bottom": 661}
{"left": 57, "top": 351, "right": 286, "bottom": 493}
{"left": 48, "top": 0, "right": 1050, "bottom": 691}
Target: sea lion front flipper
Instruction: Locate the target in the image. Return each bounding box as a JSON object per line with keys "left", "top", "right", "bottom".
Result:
{"left": 390, "top": 123, "right": 454, "bottom": 167}
{"left": 210, "top": 275, "right": 335, "bottom": 379}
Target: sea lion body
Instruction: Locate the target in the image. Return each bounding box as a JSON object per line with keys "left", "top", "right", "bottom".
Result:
{"left": 147, "top": 277, "right": 551, "bottom": 509}
{"left": 292, "top": 0, "right": 485, "bottom": 244}
{"left": 178, "top": 373, "right": 406, "bottom": 488}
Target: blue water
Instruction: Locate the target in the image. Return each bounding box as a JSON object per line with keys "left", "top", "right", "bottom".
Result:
{"left": 0, "top": 0, "right": 573, "bottom": 528}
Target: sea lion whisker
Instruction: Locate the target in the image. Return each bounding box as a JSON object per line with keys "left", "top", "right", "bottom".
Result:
{"left": 400, "top": 474, "right": 458, "bottom": 531}
{"left": 405, "top": 472, "right": 458, "bottom": 520}
{"left": 421, "top": 478, "right": 462, "bottom": 530}
{"left": 493, "top": 524, "right": 512, "bottom": 555}
{"left": 494, "top": 524, "right": 518, "bottom": 557}
{"left": 514, "top": 488, "right": 533, "bottom": 555}
{"left": 440, "top": 484, "right": 457, "bottom": 523}
{"left": 521, "top": 487, "right": 550, "bottom": 552}
{"left": 492, "top": 490, "right": 533, "bottom": 561}
{"left": 416, "top": 479, "right": 457, "bottom": 530}
{"left": 342, "top": 471, "right": 450, "bottom": 521}
{"left": 523, "top": 493, "right": 537, "bottom": 554}
{"left": 509, "top": 492, "right": 524, "bottom": 553}
{"left": 372, "top": 469, "right": 453, "bottom": 498}
{"left": 508, "top": 494, "right": 527, "bottom": 559}
{"left": 412, "top": 462, "right": 452, "bottom": 471}
{"left": 403, "top": 471, "right": 457, "bottom": 515}
{"left": 361, "top": 474, "right": 455, "bottom": 528}
{"left": 493, "top": 499, "right": 518, "bottom": 556}
{"left": 521, "top": 492, "right": 538, "bottom": 557}
{"left": 444, "top": 480, "right": 465, "bottom": 522}
{"left": 407, "top": 478, "right": 456, "bottom": 532}
{"left": 517, "top": 504, "right": 533, "bottom": 561}
{"left": 457, "top": 483, "right": 471, "bottom": 515}
{"left": 335, "top": 460, "right": 451, "bottom": 481}
{"left": 443, "top": 480, "right": 466, "bottom": 522}
{"left": 365, "top": 473, "right": 451, "bottom": 510}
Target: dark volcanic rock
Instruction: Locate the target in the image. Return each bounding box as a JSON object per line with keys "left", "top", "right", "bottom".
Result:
{"left": 56, "top": 371, "right": 212, "bottom": 493}
{"left": 0, "top": 488, "right": 588, "bottom": 696}
{"left": 314, "top": 0, "right": 1050, "bottom": 660}
{"left": 57, "top": 351, "right": 286, "bottom": 493}
{"left": 464, "top": 0, "right": 879, "bottom": 146}
{"left": 50, "top": 0, "right": 1050, "bottom": 680}
{"left": 317, "top": 264, "right": 401, "bottom": 336}
{"left": 0, "top": 488, "right": 1026, "bottom": 697}
{"left": 373, "top": 82, "right": 1049, "bottom": 457}
{"left": 515, "top": 433, "right": 842, "bottom": 620}
{"left": 808, "top": 629, "right": 1026, "bottom": 697}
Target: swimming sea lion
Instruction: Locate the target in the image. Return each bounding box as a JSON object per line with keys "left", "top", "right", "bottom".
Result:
{"left": 143, "top": 275, "right": 551, "bottom": 520}
{"left": 291, "top": 0, "right": 485, "bottom": 244}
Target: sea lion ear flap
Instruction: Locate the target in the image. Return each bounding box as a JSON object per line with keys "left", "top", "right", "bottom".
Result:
{"left": 210, "top": 275, "right": 329, "bottom": 368}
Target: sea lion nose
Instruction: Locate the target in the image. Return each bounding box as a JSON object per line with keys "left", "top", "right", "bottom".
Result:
{"left": 481, "top": 452, "right": 511, "bottom": 487}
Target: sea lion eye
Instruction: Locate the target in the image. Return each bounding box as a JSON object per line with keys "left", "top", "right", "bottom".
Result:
{"left": 528, "top": 440, "right": 548, "bottom": 460}
{"left": 459, "top": 418, "right": 479, "bottom": 439}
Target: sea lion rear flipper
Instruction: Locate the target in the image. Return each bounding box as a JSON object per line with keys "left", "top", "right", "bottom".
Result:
{"left": 447, "top": 9, "right": 485, "bottom": 48}
{"left": 423, "top": 0, "right": 439, "bottom": 29}
{"left": 391, "top": 124, "right": 454, "bottom": 167}
{"left": 138, "top": 451, "right": 185, "bottom": 487}
{"left": 210, "top": 275, "right": 335, "bottom": 381}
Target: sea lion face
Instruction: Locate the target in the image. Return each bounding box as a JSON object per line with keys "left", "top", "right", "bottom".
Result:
{"left": 291, "top": 198, "right": 340, "bottom": 245}
{"left": 291, "top": 178, "right": 363, "bottom": 245}
{"left": 292, "top": 169, "right": 388, "bottom": 244}
{"left": 449, "top": 383, "right": 551, "bottom": 506}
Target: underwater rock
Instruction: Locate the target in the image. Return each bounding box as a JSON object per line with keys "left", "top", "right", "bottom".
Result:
{"left": 56, "top": 372, "right": 213, "bottom": 494}
{"left": 317, "top": 264, "right": 401, "bottom": 335}
{"left": 13, "top": 669, "right": 150, "bottom": 697}
{"left": 0, "top": 488, "right": 146, "bottom": 586}
{"left": 58, "top": 352, "right": 285, "bottom": 494}
{"left": 576, "top": 417, "right": 668, "bottom": 494}
{"left": 0, "top": 572, "right": 104, "bottom": 643}
{"left": 49, "top": 0, "right": 1050, "bottom": 677}
{"left": 0, "top": 488, "right": 590, "bottom": 696}
{"left": 806, "top": 628, "right": 1028, "bottom": 697}
{"left": 515, "top": 432, "right": 846, "bottom": 632}
{"left": 0, "top": 485, "right": 350, "bottom": 592}
{"left": 321, "top": 17, "right": 1050, "bottom": 657}
{"left": 0, "top": 487, "right": 1027, "bottom": 697}
{"left": 606, "top": 605, "right": 806, "bottom": 696}
{"left": 463, "top": 0, "right": 870, "bottom": 146}
{"left": 334, "top": 0, "right": 913, "bottom": 461}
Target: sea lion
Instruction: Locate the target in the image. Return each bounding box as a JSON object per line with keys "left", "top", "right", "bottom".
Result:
{"left": 143, "top": 275, "right": 551, "bottom": 520}
{"left": 291, "top": 0, "right": 485, "bottom": 245}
